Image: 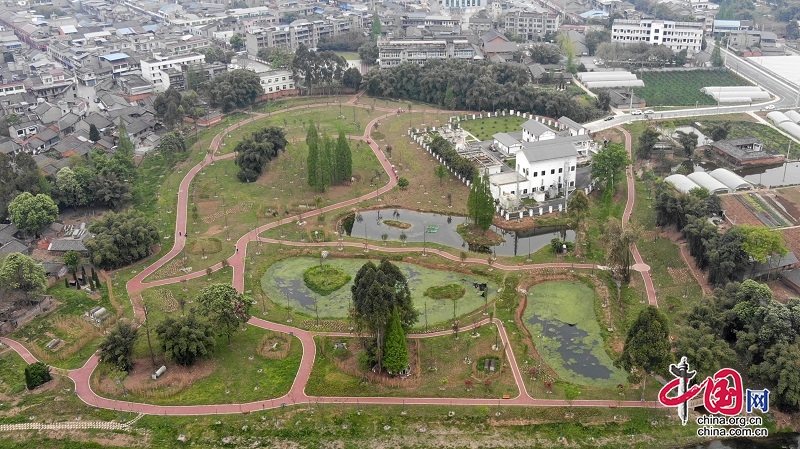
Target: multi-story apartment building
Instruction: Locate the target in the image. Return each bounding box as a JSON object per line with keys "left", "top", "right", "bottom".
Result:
{"left": 503, "top": 10, "right": 561, "bottom": 40}
{"left": 440, "top": 0, "right": 486, "bottom": 14}
{"left": 245, "top": 17, "right": 357, "bottom": 53}
{"left": 140, "top": 53, "right": 205, "bottom": 92}
{"left": 611, "top": 19, "right": 704, "bottom": 55}
{"left": 377, "top": 37, "right": 476, "bottom": 68}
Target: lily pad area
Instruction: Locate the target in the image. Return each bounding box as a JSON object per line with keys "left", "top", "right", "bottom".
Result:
{"left": 262, "top": 257, "right": 494, "bottom": 326}
{"left": 524, "top": 281, "right": 627, "bottom": 387}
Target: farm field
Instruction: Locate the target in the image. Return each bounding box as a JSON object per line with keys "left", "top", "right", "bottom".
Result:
{"left": 670, "top": 116, "right": 795, "bottom": 157}
{"left": 632, "top": 70, "right": 752, "bottom": 107}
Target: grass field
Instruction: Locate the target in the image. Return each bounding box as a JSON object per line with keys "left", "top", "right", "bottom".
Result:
{"left": 523, "top": 280, "right": 627, "bottom": 387}
{"left": 667, "top": 115, "right": 796, "bottom": 157}
{"left": 458, "top": 116, "right": 528, "bottom": 141}
{"left": 261, "top": 257, "right": 493, "bottom": 326}
{"left": 632, "top": 70, "right": 752, "bottom": 107}
{"left": 92, "top": 326, "right": 302, "bottom": 405}
{"left": 307, "top": 328, "right": 518, "bottom": 398}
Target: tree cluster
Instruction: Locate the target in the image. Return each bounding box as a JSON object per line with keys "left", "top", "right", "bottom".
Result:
{"left": 681, "top": 280, "right": 800, "bottom": 410}
{"left": 467, "top": 171, "right": 495, "bottom": 233}
{"left": 0, "top": 252, "right": 47, "bottom": 303}
{"left": 292, "top": 44, "right": 349, "bottom": 95}
{"left": 24, "top": 362, "right": 52, "bottom": 390}
{"left": 234, "top": 126, "right": 288, "bottom": 182}
{"left": 427, "top": 134, "right": 475, "bottom": 183}
{"left": 595, "top": 42, "right": 688, "bottom": 68}
{"left": 8, "top": 192, "right": 59, "bottom": 235}
{"left": 528, "top": 44, "right": 562, "bottom": 64}
{"left": 256, "top": 47, "right": 295, "bottom": 69}
{"left": 0, "top": 152, "right": 49, "bottom": 219}
{"left": 617, "top": 306, "right": 673, "bottom": 393}
{"left": 85, "top": 210, "right": 160, "bottom": 269}
{"left": 656, "top": 184, "right": 787, "bottom": 286}
{"left": 99, "top": 321, "right": 139, "bottom": 372}
{"left": 157, "top": 132, "right": 188, "bottom": 162}
{"left": 351, "top": 260, "right": 417, "bottom": 373}
{"left": 198, "top": 46, "right": 235, "bottom": 64}
{"left": 156, "top": 313, "right": 217, "bottom": 366}
{"left": 317, "top": 31, "right": 370, "bottom": 52}
{"left": 204, "top": 69, "right": 264, "bottom": 112}
{"left": 590, "top": 142, "right": 631, "bottom": 192}
{"left": 196, "top": 283, "right": 254, "bottom": 344}
{"left": 305, "top": 126, "right": 353, "bottom": 192}
{"left": 154, "top": 88, "right": 205, "bottom": 130}
{"left": 363, "top": 59, "right": 605, "bottom": 122}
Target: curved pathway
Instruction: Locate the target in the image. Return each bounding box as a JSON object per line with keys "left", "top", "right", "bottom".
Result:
{"left": 0, "top": 96, "right": 662, "bottom": 416}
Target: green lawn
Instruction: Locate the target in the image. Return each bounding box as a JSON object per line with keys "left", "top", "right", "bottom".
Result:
{"left": 261, "top": 257, "right": 493, "bottom": 326}
{"left": 11, "top": 283, "right": 115, "bottom": 369}
{"left": 336, "top": 52, "right": 360, "bottom": 61}
{"left": 458, "top": 116, "right": 528, "bottom": 141}
{"left": 631, "top": 69, "right": 752, "bottom": 107}
{"left": 93, "top": 326, "right": 302, "bottom": 405}
{"left": 307, "top": 328, "right": 518, "bottom": 398}
{"left": 523, "top": 280, "right": 627, "bottom": 387}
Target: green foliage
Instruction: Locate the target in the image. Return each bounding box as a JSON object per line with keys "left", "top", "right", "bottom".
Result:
{"left": 157, "top": 132, "right": 187, "bottom": 162}
{"left": 63, "top": 250, "right": 81, "bottom": 273}
{"left": 317, "top": 30, "right": 370, "bottom": 52}
{"left": 370, "top": 15, "right": 382, "bottom": 39}
{"left": 109, "top": 120, "right": 136, "bottom": 181}
{"left": 303, "top": 265, "right": 352, "bottom": 295}
{"left": 426, "top": 135, "right": 475, "bottom": 182}
{"left": 675, "top": 130, "right": 698, "bottom": 157}
{"left": 256, "top": 47, "right": 294, "bottom": 69}
{"left": 54, "top": 167, "right": 89, "bottom": 208}
{"left": 229, "top": 33, "right": 244, "bottom": 51}
{"left": 467, "top": 172, "right": 494, "bottom": 232}
{"left": 740, "top": 225, "right": 788, "bottom": 263}
{"left": 196, "top": 283, "right": 254, "bottom": 344}
{"left": 88, "top": 124, "right": 101, "bottom": 142}
{"left": 8, "top": 192, "right": 59, "bottom": 234}
{"left": 601, "top": 217, "right": 637, "bottom": 282}
{"left": 423, "top": 284, "right": 466, "bottom": 300}
{"left": 363, "top": 59, "right": 603, "bottom": 121}
{"left": 205, "top": 69, "right": 264, "bottom": 112}
{"left": 24, "top": 362, "right": 51, "bottom": 390}
{"left": 711, "top": 46, "right": 724, "bottom": 67}
{"left": 637, "top": 128, "right": 661, "bottom": 159}
{"left": 567, "top": 189, "right": 590, "bottom": 227}
{"left": 591, "top": 143, "right": 630, "bottom": 192}
{"left": 342, "top": 67, "right": 362, "bottom": 89}
{"left": 358, "top": 42, "right": 379, "bottom": 65}
{"left": 99, "top": 321, "right": 139, "bottom": 372}
{"left": 234, "top": 126, "right": 288, "bottom": 182}
{"left": 291, "top": 44, "right": 348, "bottom": 94}
{"left": 434, "top": 164, "right": 448, "bottom": 185}
{"left": 528, "top": 44, "right": 561, "bottom": 64}
{"left": 85, "top": 210, "right": 160, "bottom": 269}
{"left": 617, "top": 306, "right": 673, "bottom": 375}
{"left": 397, "top": 177, "right": 409, "bottom": 189}
{"left": 0, "top": 252, "right": 47, "bottom": 298}
{"left": 383, "top": 309, "right": 409, "bottom": 375}
{"left": 156, "top": 313, "right": 216, "bottom": 366}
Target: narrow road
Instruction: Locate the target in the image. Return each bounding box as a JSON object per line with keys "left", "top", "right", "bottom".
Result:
{"left": 0, "top": 96, "right": 663, "bottom": 416}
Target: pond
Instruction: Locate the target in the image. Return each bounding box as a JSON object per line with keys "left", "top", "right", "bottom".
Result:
{"left": 261, "top": 257, "right": 496, "bottom": 327}
{"left": 344, "top": 208, "right": 574, "bottom": 257}
{"left": 524, "top": 281, "right": 627, "bottom": 387}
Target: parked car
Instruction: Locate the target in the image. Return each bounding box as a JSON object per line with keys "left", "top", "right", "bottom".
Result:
{"left": 631, "top": 109, "right": 643, "bottom": 115}
{"left": 765, "top": 105, "right": 776, "bottom": 110}
{"left": 604, "top": 116, "right": 615, "bottom": 121}
{"left": 644, "top": 109, "right": 655, "bottom": 114}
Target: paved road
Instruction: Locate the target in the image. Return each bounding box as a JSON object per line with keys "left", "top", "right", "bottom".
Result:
{"left": 0, "top": 94, "right": 663, "bottom": 416}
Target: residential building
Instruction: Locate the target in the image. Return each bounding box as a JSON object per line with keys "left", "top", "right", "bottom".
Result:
{"left": 440, "top": 0, "right": 486, "bottom": 14}
{"left": 245, "top": 17, "right": 357, "bottom": 54}
{"left": 377, "top": 37, "right": 477, "bottom": 68}
{"left": 140, "top": 53, "right": 205, "bottom": 92}
{"left": 727, "top": 30, "right": 780, "bottom": 56}
{"left": 611, "top": 19, "right": 705, "bottom": 55}
{"left": 503, "top": 10, "right": 561, "bottom": 41}
{"left": 229, "top": 56, "right": 295, "bottom": 96}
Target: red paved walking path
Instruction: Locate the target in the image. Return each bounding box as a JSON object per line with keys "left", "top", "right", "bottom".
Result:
{"left": 0, "top": 99, "right": 661, "bottom": 415}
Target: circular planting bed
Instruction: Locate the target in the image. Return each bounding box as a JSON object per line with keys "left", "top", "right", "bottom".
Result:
{"left": 186, "top": 237, "right": 223, "bottom": 255}
{"left": 424, "top": 284, "right": 465, "bottom": 300}
{"left": 303, "top": 265, "right": 352, "bottom": 295}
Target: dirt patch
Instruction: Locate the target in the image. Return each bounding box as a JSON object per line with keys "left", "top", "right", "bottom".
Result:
{"left": 667, "top": 267, "right": 691, "bottom": 284}
{"left": 38, "top": 430, "right": 147, "bottom": 448}
{"left": 781, "top": 228, "right": 800, "bottom": 261}
{"left": 721, "top": 194, "right": 766, "bottom": 227}
{"left": 197, "top": 200, "right": 221, "bottom": 216}
{"left": 204, "top": 225, "right": 224, "bottom": 236}
{"left": 766, "top": 279, "right": 798, "bottom": 303}
{"left": 95, "top": 357, "right": 216, "bottom": 400}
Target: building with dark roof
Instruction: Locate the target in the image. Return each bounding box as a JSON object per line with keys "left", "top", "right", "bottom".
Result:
{"left": 709, "top": 138, "right": 786, "bottom": 167}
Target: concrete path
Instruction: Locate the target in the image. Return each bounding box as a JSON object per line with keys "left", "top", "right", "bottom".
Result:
{"left": 0, "top": 96, "right": 662, "bottom": 417}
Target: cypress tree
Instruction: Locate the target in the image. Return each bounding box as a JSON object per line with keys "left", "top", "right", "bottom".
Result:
{"left": 467, "top": 168, "right": 481, "bottom": 224}
{"left": 335, "top": 131, "right": 352, "bottom": 184}
{"left": 476, "top": 173, "right": 495, "bottom": 232}
{"left": 383, "top": 309, "right": 409, "bottom": 375}
{"left": 320, "top": 136, "right": 333, "bottom": 191}
{"left": 306, "top": 124, "right": 319, "bottom": 189}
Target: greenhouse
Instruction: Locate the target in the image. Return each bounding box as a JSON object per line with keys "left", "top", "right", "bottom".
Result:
{"left": 709, "top": 168, "right": 753, "bottom": 191}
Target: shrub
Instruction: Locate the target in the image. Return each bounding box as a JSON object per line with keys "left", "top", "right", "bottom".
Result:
{"left": 24, "top": 362, "right": 52, "bottom": 389}
{"left": 423, "top": 284, "right": 466, "bottom": 300}
{"left": 397, "top": 177, "right": 409, "bottom": 190}
{"left": 303, "top": 265, "right": 351, "bottom": 295}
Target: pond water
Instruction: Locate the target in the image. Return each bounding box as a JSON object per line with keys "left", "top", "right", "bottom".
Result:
{"left": 344, "top": 208, "right": 575, "bottom": 257}
{"left": 524, "top": 281, "right": 627, "bottom": 386}
{"left": 261, "top": 257, "right": 495, "bottom": 325}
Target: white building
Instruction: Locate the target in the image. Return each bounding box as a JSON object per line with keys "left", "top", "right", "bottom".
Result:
{"left": 140, "top": 53, "right": 206, "bottom": 92}
{"left": 377, "top": 37, "right": 477, "bottom": 68}
{"left": 229, "top": 56, "right": 294, "bottom": 95}
{"left": 611, "top": 19, "right": 705, "bottom": 55}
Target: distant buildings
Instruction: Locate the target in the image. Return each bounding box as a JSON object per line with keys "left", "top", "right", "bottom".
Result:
{"left": 377, "top": 37, "right": 478, "bottom": 68}
{"left": 611, "top": 19, "right": 704, "bottom": 55}
{"left": 503, "top": 9, "right": 561, "bottom": 41}
{"left": 140, "top": 53, "right": 206, "bottom": 93}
